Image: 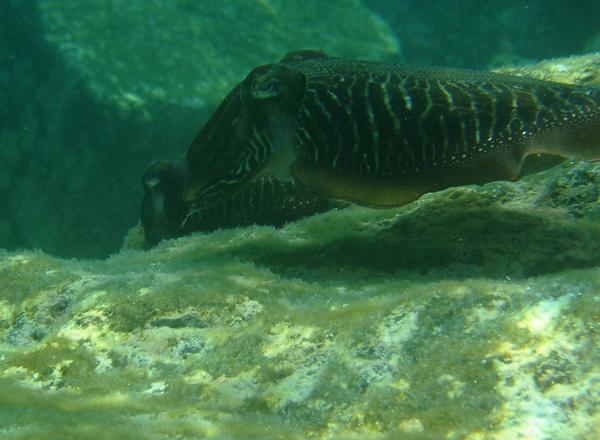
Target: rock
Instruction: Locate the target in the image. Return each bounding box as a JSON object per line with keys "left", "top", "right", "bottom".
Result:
{"left": 364, "top": 1, "right": 600, "bottom": 69}
{"left": 38, "top": 0, "right": 401, "bottom": 118}
{"left": 1, "top": 160, "right": 599, "bottom": 439}
{"left": 584, "top": 31, "right": 600, "bottom": 53}
{"left": 493, "top": 52, "right": 600, "bottom": 87}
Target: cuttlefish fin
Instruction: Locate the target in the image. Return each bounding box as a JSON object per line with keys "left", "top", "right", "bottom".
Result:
{"left": 290, "top": 161, "right": 431, "bottom": 207}
{"left": 524, "top": 121, "right": 600, "bottom": 162}
{"left": 290, "top": 149, "right": 524, "bottom": 208}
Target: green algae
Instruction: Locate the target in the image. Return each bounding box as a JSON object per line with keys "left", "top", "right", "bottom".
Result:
{"left": 1, "top": 161, "right": 600, "bottom": 438}
{"left": 1, "top": 265, "right": 598, "bottom": 438}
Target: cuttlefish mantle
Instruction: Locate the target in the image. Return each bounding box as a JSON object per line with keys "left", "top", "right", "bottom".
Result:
{"left": 184, "top": 49, "right": 600, "bottom": 209}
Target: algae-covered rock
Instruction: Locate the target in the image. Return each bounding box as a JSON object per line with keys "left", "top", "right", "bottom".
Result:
{"left": 1, "top": 161, "right": 599, "bottom": 439}
{"left": 38, "top": 0, "right": 401, "bottom": 117}
{"left": 365, "top": 0, "right": 600, "bottom": 69}
{"left": 494, "top": 52, "right": 600, "bottom": 86}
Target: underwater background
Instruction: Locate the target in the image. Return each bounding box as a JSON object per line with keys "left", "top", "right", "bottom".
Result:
{"left": 1, "top": 1, "right": 600, "bottom": 439}
{"left": 0, "top": 0, "right": 599, "bottom": 258}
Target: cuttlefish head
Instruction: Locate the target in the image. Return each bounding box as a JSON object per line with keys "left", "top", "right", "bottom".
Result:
{"left": 183, "top": 63, "right": 306, "bottom": 208}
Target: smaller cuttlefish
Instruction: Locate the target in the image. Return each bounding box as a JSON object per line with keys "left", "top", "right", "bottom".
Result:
{"left": 182, "top": 50, "right": 600, "bottom": 213}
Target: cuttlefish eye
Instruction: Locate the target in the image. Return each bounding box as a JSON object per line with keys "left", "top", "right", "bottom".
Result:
{"left": 251, "top": 77, "right": 280, "bottom": 99}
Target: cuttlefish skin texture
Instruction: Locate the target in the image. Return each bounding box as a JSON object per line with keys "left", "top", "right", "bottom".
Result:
{"left": 185, "top": 50, "right": 600, "bottom": 210}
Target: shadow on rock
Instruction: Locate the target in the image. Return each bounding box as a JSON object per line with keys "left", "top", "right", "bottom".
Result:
{"left": 229, "top": 203, "right": 600, "bottom": 281}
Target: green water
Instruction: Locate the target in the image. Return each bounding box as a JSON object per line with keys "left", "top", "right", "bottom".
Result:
{"left": 1, "top": 1, "right": 599, "bottom": 439}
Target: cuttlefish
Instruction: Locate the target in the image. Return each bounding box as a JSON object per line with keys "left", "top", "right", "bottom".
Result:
{"left": 142, "top": 50, "right": 600, "bottom": 246}
{"left": 184, "top": 50, "right": 600, "bottom": 212}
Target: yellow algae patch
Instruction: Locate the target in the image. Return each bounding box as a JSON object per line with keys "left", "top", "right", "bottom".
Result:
{"left": 0, "top": 300, "right": 15, "bottom": 323}
{"left": 1, "top": 366, "right": 36, "bottom": 385}
{"left": 437, "top": 374, "right": 466, "bottom": 399}
{"left": 390, "top": 378, "right": 410, "bottom": 392}
{"left": 184, "top": 369, "right": 213, "bottom": 385}
{"left": 1, "top": 360, "right": 71, "bottom": 390}
{"left": 398, "top": 418, "right": 424, "bottom": 434}
{"left": 517, "top": 297, "right": 568, "bottom": 334}
{"left": 377, "top": 307, "right": 419, "bottom": 345}
{"left": 262, "top": 323, "right": 317, "bottom": 358}
{"left": 57, "top": 309, "right": 122, "bottom": 352}
{"left": 75, "top": 289, "right": 107, "bottom": 310}
{"left": 492, "top": 316, "right": 594, "bottom": 439}
{"left": 59, "top": 391, "right": 140, "bottom": 412}
{"left": 464, "top": 300, "right": 505, "bottom": 333}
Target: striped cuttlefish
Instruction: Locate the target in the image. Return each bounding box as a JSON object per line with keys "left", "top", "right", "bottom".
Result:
{"left": 142, "top": 50, "right": 600, "bottom": 246}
